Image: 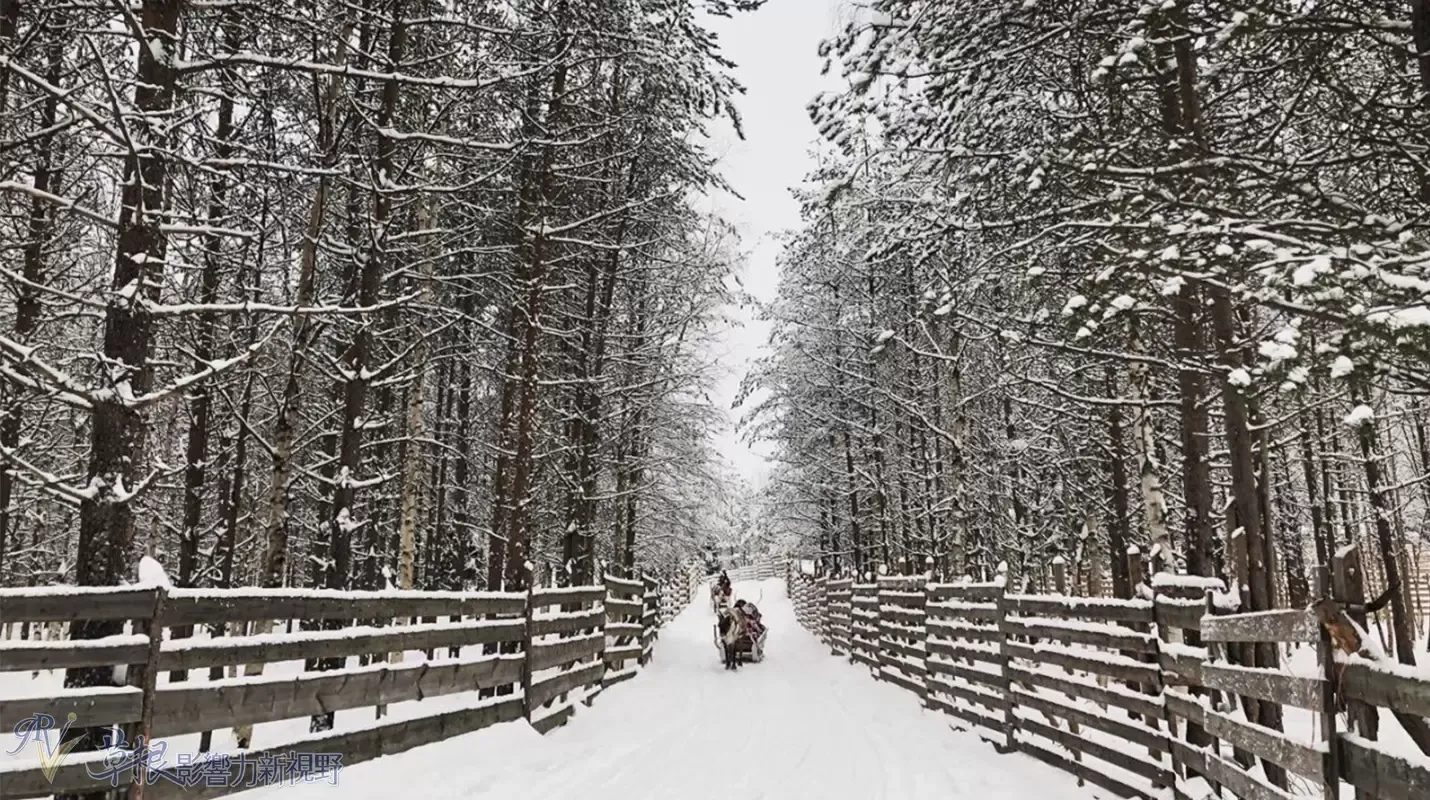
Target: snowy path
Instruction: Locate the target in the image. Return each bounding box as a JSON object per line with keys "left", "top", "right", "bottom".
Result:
{"left": 241, "top": 579, "right": 1100, "bottom": 800}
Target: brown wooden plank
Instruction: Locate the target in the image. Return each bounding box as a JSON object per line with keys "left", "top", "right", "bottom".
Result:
{"left": 881, "top": 642, "right": 927, "bottom": 665}
{"left": 0, "top": 688, "right": 143, "bottom": 730}
{"left": 0, "top": 637, "right": 150, "bottom": 671}
{"left": 1159, "top": 651, "right": 1204, "bottom": 687}
{"left": 1001, "top": 618, "right": 1158, "bottom": 654}
{"left": 879, "top": 606, "right": 927, "bottom": 624}
{"left": 1199, "top": 609, "right": 1318, "bottom": 643}
{"left": 603, "top": 576, "right": 643, "bottom": 594}
{"left": 1016, "top": 737, "right": 1157, "bottom": 800}
{"left": 878, "top": 649, "right": 927, "bottom": 673}
{"left": 530, "top": 634, "right": 604, "bottom": 672}
{"left": 876, "top": 575, "right": 926, "bottom": 588}
{"left": 1004, "top": 640, "right": 1159, "bottom": 684}
{"left": 158, "top": 620, "right": 526, "bottom": 672}
{"left": 1153, "top": 598, "right": 1204, "bottom": 630}
{"left": 0, "top": 750, "right": 142, "bottom": 798}
{"left": 147, "top": 699, "right": 526, "bottom": 800}
{"left": 531, "top": 704, "right": 574, "bottom": 734}
{"left": 1340, "top": 662, "right": 1430, "bottom": 718}
{"left": 603, "top": 642, "right": 642, "bottom": 663}
{"left": 604, "top": 599, "right": 643, "bottom": 618}
{"left": 530, "top": 586, "right": 605, "bottom": 607}
{"left": 1012, "top": 688, "right": 1165, "bottom": 752}
{"left": 149, "top": 656, "right": 524, "bottom": 738}
{"left": 1200, "top": 706, "right": 1323, "bottom": 780}
{"left": 600, "top": 626, "right": 640, "bottom": 644}
{"left": 1007, "top": 665, "right": 1162, "bottom": 720}
{"left": 1163, "top": 690, "right": 1206, "bottom": 726}
{"left": 529, "top": 662, "right": 605, "bottom": 708}
{"left": 602, "top": 667, "right": 638, "bottom": 688}
{"left": 530, "top": 608, "right": 604, "bottom": 637}
{"left": 926, "top": 691, "right": 1005, "bottom": 729}
{"left": 927, "top": 675, "right": 1008, "bottom": 712}
{"left": 927, "top": 584, "right": 1002, "bottom": 602}
{"left": 161, "top": 590, "right": 526, "bottom": 625}
{"left": 604, "top": 621, "right": 642, "bottom": 638}
{"left": 1200, "top": 662, "right": 1322, "bottom": 710}
{"left": 1194, "top": 747, "right": 1296, "bottom": 800}
{"left": 1019, "top": 715, "right": 1173, "bottom": 785}
{"left": 925, "top": 620, "right": 1001, "bottom": 644}
{"left": 1006, "top": 595, "right": 1154, "bottom": 624}
{"left": 926, "top": 638, "right": 1001, "bottom": 665}
{"left": 926, "top": 602, "right": 999, "bottom": 623}
{"left": 878, "top": 599, "right": 926, "bottom": 615}
{"left": 1338, "top": 733, "right": 1430, "bottom": 800}
{"left": 879, "top": 666, "right": 928, "bottom": 697}
{"left": 850, "top": 650, "right": 879, "bottom": 669}
{"left": 927, "top": 657, "right": 1006, "bottom": 691}
{"left": 0, "top": 587, "right": 161, "bottom": 624}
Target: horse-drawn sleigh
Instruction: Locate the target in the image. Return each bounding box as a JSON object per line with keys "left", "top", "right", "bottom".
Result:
{"left": 714, "top": 600, "right": 766, "bottom": 667}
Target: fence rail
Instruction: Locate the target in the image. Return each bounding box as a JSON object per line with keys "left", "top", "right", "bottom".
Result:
{"left": 0, "top": 564, "right": 705, "bottom": 800}
{"left": 787, "top": 549, "right": 1430, "bottom": 800}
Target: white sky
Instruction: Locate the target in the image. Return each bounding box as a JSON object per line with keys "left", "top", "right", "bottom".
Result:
{"left": 701, "top": 0, "right": 847, "bottom": 490}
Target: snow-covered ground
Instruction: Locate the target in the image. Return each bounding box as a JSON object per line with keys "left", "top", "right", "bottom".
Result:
{"left": 235, "top": 578, "right": 1101, "bottom": 800}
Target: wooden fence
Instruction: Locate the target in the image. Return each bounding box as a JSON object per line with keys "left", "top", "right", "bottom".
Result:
{"left": 788, "top": 547, "right": 1429, "bottom": 800}
{"left": 723, "top": 562, "right": 780, "bottom": 583}
{"left": 0, "top": 568, "right": 697, "bottom": 800}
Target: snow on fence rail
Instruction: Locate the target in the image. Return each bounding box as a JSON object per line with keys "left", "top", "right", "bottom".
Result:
{"left": 786, "top": 547, "right": 1430, "bottom": 800}
{"left": 0, "top": 569, "right": 698, "bottom": 800}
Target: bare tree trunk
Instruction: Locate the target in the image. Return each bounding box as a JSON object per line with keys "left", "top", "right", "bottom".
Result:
{"left": 1127, "top": 319, "right": 1171, "bottom": 560}
{"left": 397, "top": 200, "right": 435, "bottom": 593}
{"left": 1350, "top": 383, "right": 1418, "bottom": 664}
{"left": 233, "top": 19, "right": 354, "bottom": 749}
{"left": 60, "top": 4, "right": 182, "bottom": 797}
{"left": 0, "top": 28, "right": 63, "bottom": 585}
{"left": 1105, "top": 365, "right": 1132, "bottom": 598}
{"left": 493, "top": 10, "right": 571, "bottom": 591}
{"left": 173, "top": 17, "right": 239, "bottom": 679}
{"left": 309, "top": 1, "right": 406, "bottom": 733}
{"left": 1209, "top": 288, "right": 1286, "bottom": 787}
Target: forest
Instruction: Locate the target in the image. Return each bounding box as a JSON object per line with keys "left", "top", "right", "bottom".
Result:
{"left": 744, "top": 0, "right": 1430, "bottom": 670}
{"left": 0, "top": 0, "right": 767, "bottom": 601}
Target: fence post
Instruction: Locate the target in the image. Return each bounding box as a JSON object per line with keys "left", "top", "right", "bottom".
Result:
{"left": 1333, "top": 546, "right": 1377, "bottom": 800}
{"left": 129, "top": 586, "right": 167, "bottom": 800}
{"left": 995, "top": 561, "right": 1017, "bottom": 754}
{"left": 1143, "top": 567, "right": 1176, "bottom": 791}
{"left": 1049, "top": 556, "right": 1086, "bottom": 773}
{"left": 640, "top": 573, "right": 656, "bottom": 665}
{"left": 521, "top": 568, "right": 535, "bottom": 723}
{"left": 1125, "top": 550, "right": 1164, "bottom": 769}
{"left": 920, "top": 567, "right": 935, "bottom": 711}
{"left": 1314, "top": 564, "right": 1340, "bottom": 800}
{"left": 819, "top": 575, "right": 829, "bottom": 649}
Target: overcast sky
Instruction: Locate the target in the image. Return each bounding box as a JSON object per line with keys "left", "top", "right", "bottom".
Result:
{"left": 701, "top": 0, "right": 846, "bottom": 489}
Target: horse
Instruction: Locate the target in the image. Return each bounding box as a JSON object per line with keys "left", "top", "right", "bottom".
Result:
{"left": 716, "top": 608, "right": 745, "bottom": 669}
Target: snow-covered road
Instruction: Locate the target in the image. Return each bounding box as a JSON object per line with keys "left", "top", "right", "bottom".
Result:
{"left": 241, "top": 578, "right": 1100, "bottom": 800}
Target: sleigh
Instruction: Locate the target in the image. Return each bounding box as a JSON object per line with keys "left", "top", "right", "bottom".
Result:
{"left": 710, "top": 584, "right": 731, "bottom": 614}
{"left": 713, "top": 613, "right": 766, "bottom": 663}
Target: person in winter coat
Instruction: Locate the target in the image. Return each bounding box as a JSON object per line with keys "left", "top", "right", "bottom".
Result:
{"left": 735, "top": 599, "right": 764, "bottom": 641}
